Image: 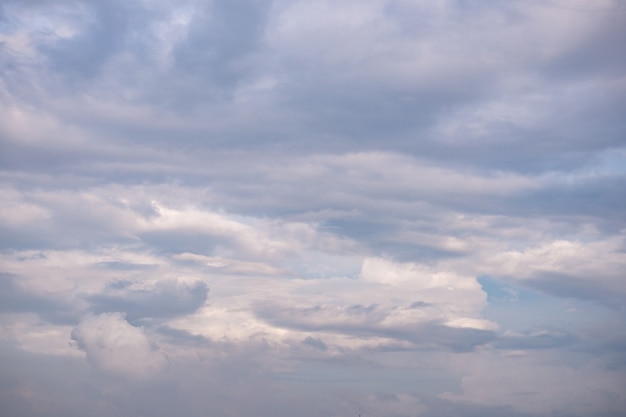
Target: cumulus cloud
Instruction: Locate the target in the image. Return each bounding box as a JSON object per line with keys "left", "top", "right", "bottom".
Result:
{"left": 360, "top": 258, "right": 494, "bottom": 329}
{"left": 226, "top": 257, "right": 498, "bottom": 353}
{"left": 71, "top": 313, "right": 168, "bottom": 378}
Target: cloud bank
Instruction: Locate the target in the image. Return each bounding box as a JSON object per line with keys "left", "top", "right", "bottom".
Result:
{"left": 1, "top": 0, "right": 625, "bottom": 416}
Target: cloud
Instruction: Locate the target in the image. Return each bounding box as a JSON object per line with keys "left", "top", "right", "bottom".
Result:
{"left": 493, "top": 328, "right": 577, "bottom": 350}
{"left": 240, "top": 257, "right": 498, "bottom": 352}
{"left": 87, "top": 279, "right": 209, "bottom": 321}
{"left": 71, "top": 313, "right": 168, "bottom": 378}
{"left": 441, "top": 348, "right": 626, "bottom": 416}
{"left": 258, "top": 302, "right": 495, "bottom": 352}
{"left": 172, "top": 0, "right": 273, "bottom": 90}
{"left": 1, "top": 0, "right": 625, "bottom": 415}
{"left": 359, "top": 258, "right": 493, "bottom": 327}
{"left": 0, "top": 273, "right": 70, "bottom": 321}
{"left": 477, "top": 237, "right": 626, "bottom": 308}
{"left": 174, "top": 252, "right": 285, "bottom": 275}
{"left": 302, "top": 335, "right": 328, "bottom": 351}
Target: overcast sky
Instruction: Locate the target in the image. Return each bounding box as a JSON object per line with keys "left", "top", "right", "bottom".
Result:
{"left": 1, "top": 0, "right": 626, "bottom": 416}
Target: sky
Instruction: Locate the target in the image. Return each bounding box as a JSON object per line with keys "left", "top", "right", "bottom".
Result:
{"left": 1, "top": 0, "right": 626, "bottom": 416}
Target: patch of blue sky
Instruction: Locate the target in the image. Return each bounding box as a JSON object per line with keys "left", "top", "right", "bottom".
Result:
{"left": 569, "top": 147, "right": 626, "bottom": 180}
{"left": 478, "top": 275, "right": 612, "bottom": 334}
{"left": 597, "top": 147, "right": 626, "bottom": 176}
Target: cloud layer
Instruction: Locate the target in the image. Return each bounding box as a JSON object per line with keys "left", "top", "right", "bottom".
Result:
{"left": 1, "top": 0, "right": 625, "bottom": 416}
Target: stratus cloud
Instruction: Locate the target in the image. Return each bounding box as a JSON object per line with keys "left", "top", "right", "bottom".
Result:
{"left": 71, "top": 313, "right": 168, "bottom": 378}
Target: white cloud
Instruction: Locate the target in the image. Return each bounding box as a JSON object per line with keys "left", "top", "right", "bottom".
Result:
{"left": 174, "top": 252, "right": 284, "bottom": 275}
{"left": 167, "top": 256, "right": 495, "bottom": 355}
{"left": 71, "top": 313, "right": 168, "bottom": 378}
{"left": 0, "top": 313, "right": 79, "bottom": 357}
{"left": 359, "top": 257, "right": 495, "bottom": 330}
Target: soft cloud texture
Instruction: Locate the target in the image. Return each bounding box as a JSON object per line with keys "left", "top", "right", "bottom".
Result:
{"left": 1, "top": 0, "right": 625, "bottom": 416}
{"left": 71, "top": 313, "right": 169, "bottom": 378}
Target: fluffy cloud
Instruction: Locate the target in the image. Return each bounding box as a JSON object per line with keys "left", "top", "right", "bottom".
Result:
{"left": 71, "top": 313, "right": 169, "bottom": 378}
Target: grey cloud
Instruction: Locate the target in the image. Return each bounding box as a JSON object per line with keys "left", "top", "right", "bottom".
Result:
{"left": 2, "top": 324, "right": 624, "bottom": 417}
{"left": 526, "top": 271, "right": 626, "bottom": 309}
{"left": 407, "top": 324, "right": 495, "bottom": 352}
{"left": 413, "top": 396, "right": 536, "bottom": 417}
{"left": 0, "top": 340, "right": 588, "bottom": 417}
{"left": 94, "top": 261, "right": 156, "bottom": 271}
{"left": 302, "top": 336, "right": 328, "bottom": 351}
{"left": 0, "top": 342, "right": 95, "bottom": 417}
{"left": 0, "top": 273, "right": 76, "bottom": 324}
{"left": 494, "top": 328, "right": 577, "bottom": 351}
{"left": 138, "top": 230, "right": 222, "bottom": 256}
{"left": 543, "top": 5, "right": 626, "bottom": 79}
{"left": 172, "top": 0, "right": 272, "bottom": 87}
{"left": 0, "top": 189, "right": 145, "bottom": 251}
{"left": 1, "top": 0, "right": 620, "bottom": 173}
{"left": 410, "top": 301, "right": 431, "bottom": 308}
{"left": 155, "top": 324, "right": 211, "bottom": 347}
{"left": 596, "top": 334, "right": 626, "bottom": 370}
{"left": 0, "top": 227, "right": 52, "bottom": 251}
{"left": 87, "top": 280, "right": 208, "bottom": 321}
{"left": 499, "top": 176, "right": 626, "bottom": 221}
{"left": 256, "top": 302, "right": 495, "bottom": 352}
{"left": 40, "top": 0, "right": 159, "bottom": 81}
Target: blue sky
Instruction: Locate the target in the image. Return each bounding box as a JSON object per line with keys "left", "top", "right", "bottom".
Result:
{"left": 1, "top": 0, "right": 625, "bottom": 416}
